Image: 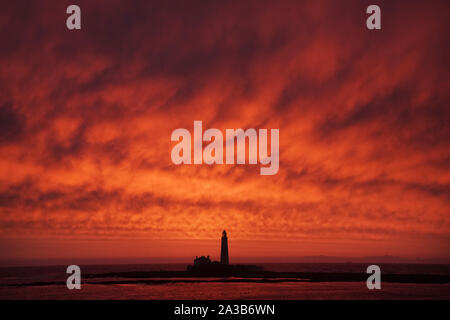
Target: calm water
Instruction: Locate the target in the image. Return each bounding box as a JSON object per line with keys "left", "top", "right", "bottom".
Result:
{"left": 1, "top": 263, "right": 449, "bottom": 299}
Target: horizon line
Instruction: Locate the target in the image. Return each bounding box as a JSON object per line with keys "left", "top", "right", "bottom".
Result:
{"left": 2, "top": 255, "right": 450, "bottom": 267}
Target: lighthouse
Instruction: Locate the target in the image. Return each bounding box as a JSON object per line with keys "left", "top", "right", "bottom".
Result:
{"left": 220, "top": 230, "right": 229, "bottom": 265}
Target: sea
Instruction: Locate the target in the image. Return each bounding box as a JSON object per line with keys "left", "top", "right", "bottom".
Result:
{"left": 1, "top": 263, "right": 449, "bottom": 299}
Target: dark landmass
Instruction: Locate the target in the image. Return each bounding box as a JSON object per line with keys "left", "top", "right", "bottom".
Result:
{"left": 3, "top": 263, "right": 450, "bottom": 288}
{"left": 284, "top": 255, "right": 450, "bottom": 264}
{"left": 78, "top": 262, "right": 450, "bottom": 283}
{"left": 82, "top": 269, "right": 450, "bottom": 284}
{"left": 5, "top": 270, "right": 450, "bottom": 288}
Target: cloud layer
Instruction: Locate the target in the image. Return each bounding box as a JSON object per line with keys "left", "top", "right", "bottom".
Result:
{"left": 0, "top": 0, "right": 449, "bottom": 261}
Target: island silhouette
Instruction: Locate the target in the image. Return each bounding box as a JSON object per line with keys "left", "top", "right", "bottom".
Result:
{"left": 186, "top": 230, "right": 264, "bottom": 276}
{"left": 75, "top": 231, "right": 449, "bottom": 285}
{"left": 6, "top": 231, "right": 450, "bottom": 288}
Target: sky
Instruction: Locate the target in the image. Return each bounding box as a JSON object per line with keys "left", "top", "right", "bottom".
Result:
{"left": 0, "top": 0, "right": 449, "bottom": 265}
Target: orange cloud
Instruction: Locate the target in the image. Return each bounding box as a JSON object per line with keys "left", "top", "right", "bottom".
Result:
{"left": 0, "top": 0, "right": 449, "bottom": 263}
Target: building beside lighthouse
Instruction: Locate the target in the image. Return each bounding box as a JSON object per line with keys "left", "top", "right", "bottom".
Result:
{"left": 220, "top": 230, "right": 229, "bottom": 265}
{"left": 187, "top": 230, "right": 263, "bottom": 274}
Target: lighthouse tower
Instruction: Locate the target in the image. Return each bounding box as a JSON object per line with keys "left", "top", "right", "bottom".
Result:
{"left": 220, "top": 230, "right": 229, "bottom": 265}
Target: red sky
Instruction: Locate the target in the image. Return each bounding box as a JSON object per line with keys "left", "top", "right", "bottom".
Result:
{"left": 0, "top": 0, "right": 449, "bottom": 265}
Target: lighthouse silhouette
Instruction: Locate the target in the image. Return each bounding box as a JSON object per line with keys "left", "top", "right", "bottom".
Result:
{"left": 220, "top": 230, "right": 229, "bottom": 265}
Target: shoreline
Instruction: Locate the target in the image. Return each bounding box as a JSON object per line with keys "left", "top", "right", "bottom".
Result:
{"left": 4, "top": 270, "right": 450, "bottom": 288}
